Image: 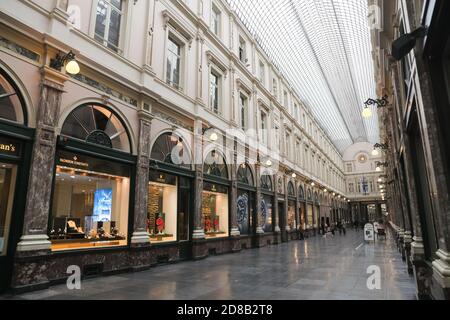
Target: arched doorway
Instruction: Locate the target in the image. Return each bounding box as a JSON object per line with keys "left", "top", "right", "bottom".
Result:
{"left": 49, "top": 103, "right": 135, "bottom": 251}
{"left": 148, "top": 132, "right": 194, "bottom": 260}
{"left": 0, "top": 68, "right": 34, "bottom": 292}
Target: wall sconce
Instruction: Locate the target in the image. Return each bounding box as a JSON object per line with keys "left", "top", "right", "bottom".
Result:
{"left": 375, "top": 161, "right": 389, "bottom": 172}
{"left": 202, "top": 127, "right": 219, "bottom": 142}
{"left": 362, "top": 95, "right": 389, "bottom": 118}
{"left": 49, "top": 50, "right": 80, "bottom": 75}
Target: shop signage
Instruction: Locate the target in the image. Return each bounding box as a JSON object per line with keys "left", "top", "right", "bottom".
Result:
{"left": 59, "top": 155, "right": 89, "bottom": 169}
{"left": 0, "top": 137, "right": 21, "bottom": 157}
{"left": 364, "top": 223, "right": 375, "bottom": 242}
{"left": 204, "top": 182, "right": 228, "bottom": 194}
{"left": 57, "top": 150, "right": 130, "bottom": 177}
{"left": 149, "top": 171, "right": 176, "bottom": 186}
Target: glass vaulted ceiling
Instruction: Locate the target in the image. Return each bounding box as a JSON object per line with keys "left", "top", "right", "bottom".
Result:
{"left": 227, "top": 0, "right": 379, "bottom": 153}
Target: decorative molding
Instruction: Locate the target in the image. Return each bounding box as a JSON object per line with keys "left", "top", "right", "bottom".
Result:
{"left": 0, "top": 36, "right": 40, "bottom": 62}
{"left": 153, "top": 110, "right": 194, "bottom": 132}
{"left": 236, "top": 78, "right": 252, "bottom": 95}
{"left": 70, "top": 73, "right": 138, "bottom": 107}
{"left": 206, "top": 50, "right": 228, "bottom": 75}
{"left": 162, "top": 9, "right": 195, "bottom": 43}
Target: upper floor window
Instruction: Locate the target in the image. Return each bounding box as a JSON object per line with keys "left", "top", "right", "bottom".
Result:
{"left": 273, "top": 79, "right": 278, "bottom": 98}
{"left": 210, "top": 70, "right": 221, "bottom": 114}
{"left": 259, "top": 61, "right": 265, "bottom": 84}
{"left": 347, "top": 163, "right": 353, "bottom": 172}
{"left": 283, "top": 91, "right": 288, "bottom": 108}
{"left": 240, "top": 94, "right": 248, "bottom": 130}
{"left": 239, "top": 37, "right": 247, "bottom": 63}
{"left": 166, "top": 37, "right": 182, "bottom": 89}
{"left": 348, "top": 183, "right": 354, "bottom": 193}
{"left": 211, "top": 4, "right": 221, "bottom": 37}
{"left": 94, "top": 0, "right": 124, "bottom": 53}
{"left": 285, "top": 133, "right": 291, "bottom": 158}
{"left": 260, "top": 111, "right": 267, "bottom": 144}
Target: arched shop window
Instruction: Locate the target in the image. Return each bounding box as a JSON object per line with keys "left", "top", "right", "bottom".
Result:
{"left": 202, "top": 150, "right": 229, "bottom": 239}
{"left": 203, "top": 150, "right": 228, "bottom": 179}
{"left": 50, "top": 104, "right": 133, "bottom": 251}
{"left": 0, "top": 69, "right": 27, "bottom": 259}
{"left": 260, "top": 174, "right": 274, "bottom": 232}
{"left": 0, "top": 71, "right": 25, "bottom": 124}
{"left": 147, "top": 132, "right": 192, "bottom": 243}
{"left": 150, "top": 132, "right": 191, "bottom": 169}
{"left": 61, "top": 104, "right": 131, "bottom": 153}
{"left": 237, "top": 163, "right": 254, "bottom": 186}
{"left": 261, "top": 175, "right": 273, "bottom": 191}
{"left": 287, "top": 182, "right": 295, "bottom": 197}
{"left": 298, "top": 186, "right": 305, "bottom": 200}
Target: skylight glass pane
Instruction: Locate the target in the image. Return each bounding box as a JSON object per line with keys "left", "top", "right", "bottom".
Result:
{"left": 227, "top": 0, "right": 379, "bottom": 153}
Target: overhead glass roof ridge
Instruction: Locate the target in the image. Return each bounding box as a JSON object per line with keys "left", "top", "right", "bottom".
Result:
{"left": 226, "top": 0, "right": 380, "bottom": 155}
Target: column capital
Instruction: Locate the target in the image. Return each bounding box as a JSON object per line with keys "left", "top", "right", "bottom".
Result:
{"left": 41, "top": 66, "right": 69, "bottom": 88}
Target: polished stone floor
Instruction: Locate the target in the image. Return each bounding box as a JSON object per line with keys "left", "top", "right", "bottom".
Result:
{"left": 2, "top": 229, "right": 416, "bottom": 300}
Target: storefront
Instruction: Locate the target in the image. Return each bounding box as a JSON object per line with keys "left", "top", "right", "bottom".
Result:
{"left": 287, "top": 181, "right": 298, "bottom": 240}
{"left": 49, "top": 104, "right": 135, "bottom": 251}
{"left": 236, "top": 163, "right": 255, "bottom": 248}
{"left": 202, "top": 150, "right": 230, "bottom": 240}
{"left": 276, "top": 177, "right": 287, "bottom": 242}
{"left": 306, "top": 189, "right": 315, "bottom": 234}
{"left": 0, "top": 69, "right": 33, "bottom": 292}
{"left": 148, "top": 132, "right": 193, "bottom": 260}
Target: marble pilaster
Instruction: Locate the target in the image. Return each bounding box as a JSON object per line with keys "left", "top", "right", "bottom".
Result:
{"left": 16, "top": 67, "right": 68, "bottom": 253}
{"left": 131, "top": 111, "right": 152, "bottom": 245}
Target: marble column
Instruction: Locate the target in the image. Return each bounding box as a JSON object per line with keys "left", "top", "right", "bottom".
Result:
{"left": 283, "top": 175, "right": 290, "bottom": 242}
{"left": 12, "top": 67, "right": 68, "bottom": 291}
{"left": 131, "top": 111, "right": 152, "bottom": 245}
{"left": 192, "top": 120, "right": 207, "bottom": 259}
{"left": 16, "top": 67, "right": 68, "bottom": 253}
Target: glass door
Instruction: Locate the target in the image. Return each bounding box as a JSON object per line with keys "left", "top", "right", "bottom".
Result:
{"left": 0, "top": 163, "right": 17, "bottom": 257}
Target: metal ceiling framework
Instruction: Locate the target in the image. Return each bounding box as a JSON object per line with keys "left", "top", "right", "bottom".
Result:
{"left": 227, "top": 0, "right": 379, "bottom": 154}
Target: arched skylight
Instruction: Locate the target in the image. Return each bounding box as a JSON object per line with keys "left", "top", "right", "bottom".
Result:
{"left": 227, "top": 0, "right": 379, "bottom": 153}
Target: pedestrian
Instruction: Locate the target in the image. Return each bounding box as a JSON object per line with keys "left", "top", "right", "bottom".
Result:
{"left": 337, "top": 220, "right": 342, "bottom": 235}
{"left": 342, "top": 220, "right": 346, "bottom": 236}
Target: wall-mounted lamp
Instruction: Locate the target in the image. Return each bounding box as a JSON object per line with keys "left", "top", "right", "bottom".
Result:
{"left": 362, "top": 95, "right": 389, "bottom": 118}
{"left": 50, "top": 50, "right": 80, "bottom": 75}
{"left": 202, "top": 127, "right": 219, "bottom": 142}
{"left": 392, "top": 26, "right": 427, "bottom": 61}
{"left": 375, "top": 161, "right": 388, "bottom": 172}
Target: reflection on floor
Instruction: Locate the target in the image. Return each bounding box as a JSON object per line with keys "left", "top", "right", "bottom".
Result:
{"left": 2, "top": 229, "right": 416, "bottom": 300}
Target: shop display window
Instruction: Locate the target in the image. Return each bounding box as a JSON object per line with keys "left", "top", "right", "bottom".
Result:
{"left": 147, "top": 171, "right": 177, "bottom": 243}
{"left": 0, "top": 163, "right": 17, "bottom": 256}
{"left": 261, "top": 195, "right": 273, "bottom": 232}
{"left": 299, "top": 203, "right": 306, "bottom": 230}
{"left": 237, "top": 191, "right": 250, "bottom": 235}
{"left": 314, "top": 206, "right": 320, "bottom": 227}
{"left": 202, "top": 182, "right": 229, "bottom": 238}
{"left": 288, "top": 201, "right": 296, "bottom": 230}
{"left": 307, "top": 204, "right": 314, "bottom": 229}
{"left": 50, "top": 151, "right": 130, "bottom": 251}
